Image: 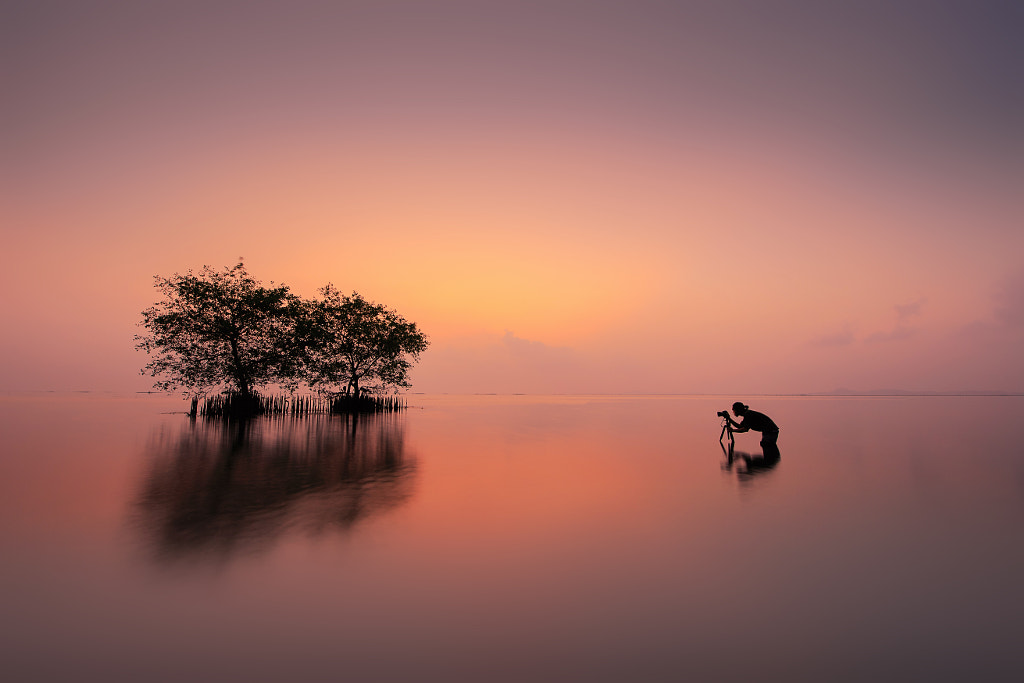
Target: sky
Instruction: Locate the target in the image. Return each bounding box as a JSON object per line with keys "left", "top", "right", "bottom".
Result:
{"left": 2, "top": 0, "right": 1022, "bottom": 394}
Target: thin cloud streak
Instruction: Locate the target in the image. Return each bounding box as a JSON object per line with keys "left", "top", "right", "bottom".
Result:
{"left": 810, "top": 326, "right": 856, "bottom": 348}
{"left": 864, "top": 327, "right": 918, "bottom": 345}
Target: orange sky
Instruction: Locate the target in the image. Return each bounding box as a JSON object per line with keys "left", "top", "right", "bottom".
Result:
{"left": 2, "top": 1, "right": 1022, "bottom": 393}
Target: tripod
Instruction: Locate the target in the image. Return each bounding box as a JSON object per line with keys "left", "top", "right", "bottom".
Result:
{"left": 720, "top": 416, "right": 734, "bottom": 448}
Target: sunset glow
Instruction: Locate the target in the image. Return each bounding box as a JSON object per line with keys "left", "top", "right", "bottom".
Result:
{"left": 3, "top": 1, "right": 1021, "bottom": 394}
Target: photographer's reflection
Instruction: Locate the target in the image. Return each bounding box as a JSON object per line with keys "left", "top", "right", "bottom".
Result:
{"left": 720, "top": 438, "right": 781, "bottom": 482}
{"left": 135, "top": 414, "right": 416, "bottom": 564}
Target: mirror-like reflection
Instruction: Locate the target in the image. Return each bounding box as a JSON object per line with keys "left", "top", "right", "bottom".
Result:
{"left": 134, "top": 414, "right": 416, "bottom": 564}
{"left": 4, "top": 395, "right": 1024, "bottom": 681}
{"left": 720, "top": 437, "right": 781, "bottom": 483}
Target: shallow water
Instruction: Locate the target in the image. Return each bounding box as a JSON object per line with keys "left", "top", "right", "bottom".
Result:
{"left": 1, "top": 393, "right": 1022, "bottom": 682}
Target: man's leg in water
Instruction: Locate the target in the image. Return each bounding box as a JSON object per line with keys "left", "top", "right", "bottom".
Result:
{"left": 760, "top": 431, "right": 781, "bottom": 462}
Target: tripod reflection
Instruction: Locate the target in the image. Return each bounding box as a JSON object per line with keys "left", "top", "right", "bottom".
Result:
{"left": 134, "top": 414, "right": 416, "bottom": 564}
{"left": 720, "top": 437, "right": 781, "bottom": 483}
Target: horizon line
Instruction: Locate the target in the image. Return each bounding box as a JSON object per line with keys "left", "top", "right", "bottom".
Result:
{"left": 3, "top": 390, "right": 1023, "bottom": 398}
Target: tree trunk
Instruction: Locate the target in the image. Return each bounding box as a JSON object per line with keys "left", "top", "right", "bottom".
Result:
{"left": 229, "top": 336, "right": 252, "bottom": 397}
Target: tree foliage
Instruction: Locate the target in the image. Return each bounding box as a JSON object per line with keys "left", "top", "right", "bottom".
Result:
{"left": 298, "top": 285, "right": 429, "bottom": 396}
{"left": 135, "top": 263, "right": 299, "bottom": 397}
{"left": 136, "top": 264, "right": 428, "bottom": 398}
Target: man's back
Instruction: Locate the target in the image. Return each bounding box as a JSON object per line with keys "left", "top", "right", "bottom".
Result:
{"left": 742, "top": 410, "right": 778, "bottom": 433}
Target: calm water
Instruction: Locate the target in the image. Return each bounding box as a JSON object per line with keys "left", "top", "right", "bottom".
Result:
{"left": 1, "top": 393, "right": 1022, "bottom": 682}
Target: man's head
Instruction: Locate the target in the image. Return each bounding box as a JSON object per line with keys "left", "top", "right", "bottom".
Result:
{"left": 732, "top": 402, "right": 748, "bottom": 416}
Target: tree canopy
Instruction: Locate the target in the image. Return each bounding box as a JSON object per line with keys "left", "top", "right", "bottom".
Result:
{"left": 136, "top": 264, "right": 428, "bottom": 398}
{"left": 297, "top": 285, "right": 430, "bottom": 397}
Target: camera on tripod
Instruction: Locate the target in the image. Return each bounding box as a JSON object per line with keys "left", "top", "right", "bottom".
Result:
{"left": 718, "top": 410, "right": 734, "bottom": 446}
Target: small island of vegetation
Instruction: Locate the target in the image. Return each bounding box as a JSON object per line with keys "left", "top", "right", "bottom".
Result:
{"left": 135, "top": 262, "right": 428, "bottom": 417}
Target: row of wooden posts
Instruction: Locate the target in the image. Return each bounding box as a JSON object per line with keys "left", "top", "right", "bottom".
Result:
{"left": 190, "top": 392, "right": 407, "bottom": 418}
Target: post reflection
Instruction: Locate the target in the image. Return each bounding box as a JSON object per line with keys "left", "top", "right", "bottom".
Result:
{"left": 134, "top": 414, "right": 416, "bottom": 564}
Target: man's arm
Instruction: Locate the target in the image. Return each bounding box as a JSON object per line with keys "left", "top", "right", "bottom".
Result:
{"left": 726, "top": 416, "right": 748, "bottom": 432}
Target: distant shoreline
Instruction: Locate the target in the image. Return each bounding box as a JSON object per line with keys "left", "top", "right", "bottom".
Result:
{"left": 2, "top": 390, "right": 1022, "bottom": 398}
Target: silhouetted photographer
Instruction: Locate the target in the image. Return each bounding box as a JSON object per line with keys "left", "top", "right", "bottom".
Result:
{"left": 720, "top": 402, "right": 780, "bottom": 461}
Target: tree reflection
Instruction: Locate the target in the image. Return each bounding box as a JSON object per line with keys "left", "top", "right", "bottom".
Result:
{"left": 134, "top": 414, "right": 416, "bottom": 564}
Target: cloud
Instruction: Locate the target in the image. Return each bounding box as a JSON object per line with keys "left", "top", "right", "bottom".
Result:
{"left": 952, "top": 270, "right": 1024, "bottom": 338}
{"left": 501, "top": 330, "right": 574, "bottom": 360}
{"left": 861, "top": 298, "right": 927, "bottom": 344}
{"left": 410, "top": 331, "right": 596, "bottom": 394}
{"left": 895, "top": 297, "right": 927, "bottom": 324}
{"left": 810, "top": 325, "right": 855, "bottom": 348}
{"left": 993, "top": 270, "right": 1024, "bottom": 328}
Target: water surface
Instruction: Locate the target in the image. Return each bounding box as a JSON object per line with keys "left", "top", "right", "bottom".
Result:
{"left": 1, "top": 393, "right": 1022, "bottom": 681}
